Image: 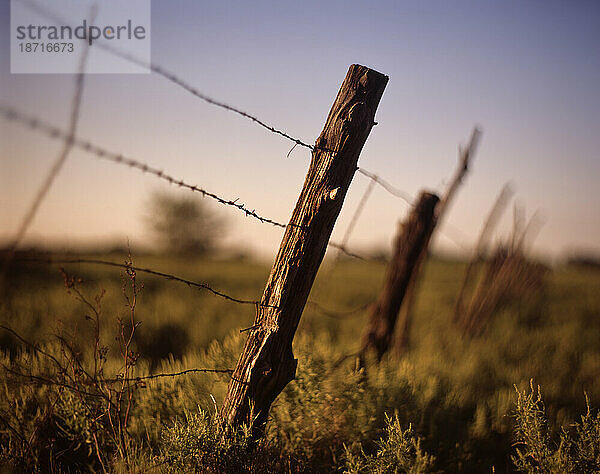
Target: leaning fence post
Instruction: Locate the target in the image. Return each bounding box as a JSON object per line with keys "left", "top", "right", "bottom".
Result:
{"left": 219, "top": 64, "right": 388, "bottom": 432}
{"left": 359, "top": 191, "right": 439, "bottom": 362}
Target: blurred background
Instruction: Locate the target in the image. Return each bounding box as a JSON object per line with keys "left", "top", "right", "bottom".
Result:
{"left": 1, "top": 0, "right": 599, "bottom": 262}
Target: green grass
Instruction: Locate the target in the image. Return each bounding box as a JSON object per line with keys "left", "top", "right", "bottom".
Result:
{"left": 1, "top": 254, "right": 599, "bottom": 472}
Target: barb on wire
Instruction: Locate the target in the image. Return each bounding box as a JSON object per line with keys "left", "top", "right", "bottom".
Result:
{"left": 1, "top": 20, "right": 92, "bottom": 282}
{"left": 0, "top": 105, "right": 288, "bottom": 228}
{"left": 16, "top": 257, "right": 261, "bottom": 306}
{"left": 357, "top": 167, "right": 414, "bottom": 205}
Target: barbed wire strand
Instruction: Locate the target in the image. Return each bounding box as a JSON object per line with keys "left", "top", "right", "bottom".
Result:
{"left": 16, "top": 257, "right": 259, "bottom": 305}
{"left": 0, "top": 22, "right": 92, "bottom": 284}
{"left": 16, "top": 256, "right": 372, "bottom": 320}
{"left": 0, "top": 326, "right": 233, "bottom": 387}
{"left": 357, "top": 167, "right": 471, "bottom": 251}
{"left": 17, "top": 0, "right": 318, "bottom": 153}
{"left": 109, "top": 367, "right": 235, "bottom": 382}
{"left": 326, "top": 242, "right": 368, "bottom": 261}
{"left": 5, "top": 367, "right": 234, "bottom": 387}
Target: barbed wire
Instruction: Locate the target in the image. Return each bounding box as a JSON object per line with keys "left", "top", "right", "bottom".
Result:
{"left": 0, "top": 105, "right": 288, "bottom": 228}
{"left": 108, "top": 367, "right": 235, "bottom": 382}
{"left": 14, "top": 256, "right": 376, "bottom": 320}
{"left": 356, "top": 167, "right": 472, "bottom": 251}
{"left": 1, "top": 324, "right": 233, "bottom": 388}
{"left": 16, "top": 0, "right": 320, "bottom": 154}
{"left": 0, "top": 105, "right": 367, "bottom": 261}
{"left": 15, "top": 257, "right": 260, "bottom": 306}
{"left": 5, "top": 367, "right": 234, "bottom": 387}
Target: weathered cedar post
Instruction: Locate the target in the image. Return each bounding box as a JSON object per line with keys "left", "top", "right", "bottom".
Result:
{"left": 220, "top": 65, "right": 388, "bottom": 431}
{"left": 360, "top": 191, "right": 439, "bottom": 362}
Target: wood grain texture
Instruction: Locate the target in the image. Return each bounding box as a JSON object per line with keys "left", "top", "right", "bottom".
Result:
{"left": 220, "top": 64, "right": 388, "bottom": 430}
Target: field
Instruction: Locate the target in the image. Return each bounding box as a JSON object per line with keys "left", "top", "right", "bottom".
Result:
{"left": 1, "top": 253, "right": 599, "bottom": 472}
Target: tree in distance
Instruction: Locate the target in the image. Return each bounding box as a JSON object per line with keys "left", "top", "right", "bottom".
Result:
{"left": 146, "top": 191, "right": 225, "bottom": 256}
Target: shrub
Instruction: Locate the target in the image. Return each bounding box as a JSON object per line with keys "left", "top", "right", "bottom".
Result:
{"left": 159, "top": 408, "right": 301, "bottom": 473}
{"left": 344, "top": 414, "right": 435, "bottom": 474}
{"left": 512, "top": 381, "right": 600, "bottom": 473}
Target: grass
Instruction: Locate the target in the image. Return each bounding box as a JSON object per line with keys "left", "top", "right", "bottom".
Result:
{"left": 0, "top": 253, "right": 599, "bottom": 472}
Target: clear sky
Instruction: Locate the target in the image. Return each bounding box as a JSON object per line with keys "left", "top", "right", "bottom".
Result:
{"left": 1, "top": 0, "right": 599, "bottom": 260}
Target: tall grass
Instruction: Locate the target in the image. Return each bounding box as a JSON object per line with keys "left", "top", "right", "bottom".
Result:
{"left": 1, "top": 255, "right": 598, "bottom": 472}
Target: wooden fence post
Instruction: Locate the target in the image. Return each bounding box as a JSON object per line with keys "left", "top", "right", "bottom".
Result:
{"left": 220, "top": 65, "right": 388, "bottom": 432}
{"left": 390, "top": 128, "right": 481, "bottom": 355}
{"left": 360, "top": 191, "right": 439, "bottom": 362}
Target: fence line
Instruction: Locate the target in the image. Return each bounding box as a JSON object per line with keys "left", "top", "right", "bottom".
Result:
{"left": 9, "top": 1, "right": 473, "bottom": 254}
{"left": 0, "top": 0, "right": 483, "bottom": 401}
{"left": 15, "top": 256, "right": 375, "bottom": 320}
{"left": 0, "top": 106, "right": 473, "bottom": 256}
{"left": 0, "top": 105, "right": 369, "bottom": 260}
{"left": 0, "top": 103, "right": 471, "bottom": 254}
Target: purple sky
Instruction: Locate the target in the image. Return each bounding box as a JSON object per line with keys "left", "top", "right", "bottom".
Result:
{"left": 1, "top": 0, "right": 599, "bottom": 259}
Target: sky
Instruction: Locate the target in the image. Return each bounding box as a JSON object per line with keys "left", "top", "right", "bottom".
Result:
{"left": 1, "top": 0, "right": 599, "bottom": 261}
